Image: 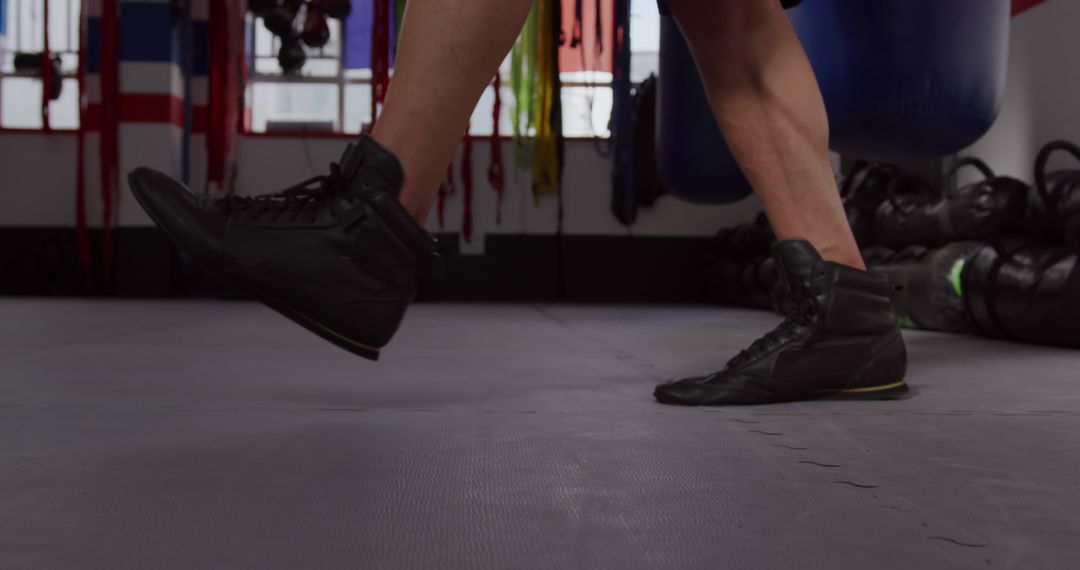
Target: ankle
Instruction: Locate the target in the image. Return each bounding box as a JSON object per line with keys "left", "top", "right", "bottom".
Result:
{"left": 397, "top": 192, "right": 431, "bottom": 226}
{"left": 820, "top": 245, "right": 867, "bottom": 271}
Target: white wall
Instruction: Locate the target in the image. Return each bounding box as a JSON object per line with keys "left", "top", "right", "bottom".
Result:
{"left": 232, "top": 136, "right": 762, "bottom": 254}
{"left": 965, "top": 1, "right": 1080, "bottom": 177}
{"left": 7, "top": 0, "right": 1079, "bottom": 237}
{"left": 0, "top": 133, "right": 79, "bottom": 226}
{"left": 0, "top": 130, "right": 760, "bottom": 247}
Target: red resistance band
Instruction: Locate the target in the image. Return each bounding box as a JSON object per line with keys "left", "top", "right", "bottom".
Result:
{"left": 488, "top": 74, "right": 505, "bottom": 225}
{"left": 75, "top": 3, "right": 91, "bottom": 278}
{"left": 438, "top": 164, "right": 455, "bottom": 228}
{"left": 461, "top": 127, "right": 474, "bottom": 243}
{"left": 207, "top": 0, "right": 244, "bottom": 192}
{"left": 99, "top": 0, "right": 121, "bottom": 277}
{"left": 371, "top": 0, "right": 392, "bottom": 126}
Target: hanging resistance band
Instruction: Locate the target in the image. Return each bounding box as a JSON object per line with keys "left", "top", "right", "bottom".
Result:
{"left": 371, "top": 0, "right": 392, "bottom": 126}
{"left": 531, "top": 0, "right": 561, "bottom": 200}
{"left": 100, "top": 0, "right": 121, "bottom": 278}
{"left": 594, "top": 0, "right": 603, "bottom": 60}
{"left": 550, "top": 0, "right": 565, "bottom": 182}
{"left": 510, "top": 2, "right": 538, "bottom": 165}
{"left": 610, "top": 0, "right": 635, "bottom": 224}
{"left": 489, "top": 74, "right": 505, "bottom": 225}
{"left": 207, "top": 0, "right": 242, "bottom": 193}
{"left": 40, "top": 0, "right": 51, "bottom": 130}
{"left": 461, "top": 127, "right": 474, "bottom": 243}
{"left": 551, "top": 0, "right": 566, "bottom": 299}
{"left": 394, "top": 0, "right": 407, "bottom": 51}
{"left": 571, "top": 0, "right": 583, "bottom": 48}
{"left": 437, "top": 164, "right": 455, "bottom": 228}
{"left": 74, "top": 0, "right": 92, "bottom": 279}
{"left": 570, "top": 0, "right": 603, "bottom": 69}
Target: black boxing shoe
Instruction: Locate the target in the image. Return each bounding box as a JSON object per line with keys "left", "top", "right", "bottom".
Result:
{"left": 127, "top": 135, "right": 440, "bottom": 361}
{"left": 654, "top": 239, "right": 908, "bottom": 405}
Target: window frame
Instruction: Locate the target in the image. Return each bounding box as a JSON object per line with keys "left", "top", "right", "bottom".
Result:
{"left": 241, "top": 11, "right": 620, "bottom": 142}
{"left": 0, "top": 0, "right": 82, "bottom": 134}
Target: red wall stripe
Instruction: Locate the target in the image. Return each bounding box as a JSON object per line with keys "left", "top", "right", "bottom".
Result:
{"left": 84, "top": 95, "right": 208, "bottom": 132}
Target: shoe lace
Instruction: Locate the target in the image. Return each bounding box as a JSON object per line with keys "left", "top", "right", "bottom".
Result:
{"left": 218, "top": 162, "right": 356, "bottom": 223}
{"left": 726, "top": 274, "right": 820, "bottom": 368}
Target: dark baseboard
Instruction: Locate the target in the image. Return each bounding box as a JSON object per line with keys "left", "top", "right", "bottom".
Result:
{"left": 0, "top": 227, "right": 716, "bottom": 302}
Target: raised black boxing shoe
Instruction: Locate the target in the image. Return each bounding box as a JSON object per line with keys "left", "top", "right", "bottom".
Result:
{"left": 128, "top": 135, "right": 440, "bottom": 361}
{"left": 654, "top": 239, "right": 908, "bottom": 405}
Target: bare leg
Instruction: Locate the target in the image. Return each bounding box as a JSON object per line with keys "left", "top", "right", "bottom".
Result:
{"left": 665, "top": 0, "right": 864, "bottom": 269}
{"left": 372, "top": 0, "right": 534, "bottom": 224}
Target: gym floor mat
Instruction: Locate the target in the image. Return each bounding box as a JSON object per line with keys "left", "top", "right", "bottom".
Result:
{"left": 2, "top": 300, "right": 1077, "bottom": 569}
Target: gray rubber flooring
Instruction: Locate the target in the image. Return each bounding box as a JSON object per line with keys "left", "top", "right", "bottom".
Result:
{"left": 2, "top": 299, "right": 1079, "bottom": 569}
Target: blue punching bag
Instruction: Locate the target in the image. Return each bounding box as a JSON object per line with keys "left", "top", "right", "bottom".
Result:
{"left": 656, "top": 0, "right": 1010, "bottom": 203}
{"left": 790, "top": 0, "right": 1011, "bottom": 161}
{"left": 656, "top": 14, "right": 750, "bottom": 204}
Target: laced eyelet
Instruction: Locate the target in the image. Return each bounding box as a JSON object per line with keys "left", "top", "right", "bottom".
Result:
{"left": 215, "top": 158, "right": 351, "bottom": 223}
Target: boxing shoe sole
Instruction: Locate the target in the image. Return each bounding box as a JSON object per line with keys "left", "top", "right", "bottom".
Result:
{"left": 652, "top": 377, "right": 909, "bottom": 406}
{"left": 129, "top": 171, "right": 382, "bottom": 361}
{"left": 813, "top": 378, "right": 909, "bottom": 400}
{"left": 653, "top": 331, "right": 910, "bottom": 406}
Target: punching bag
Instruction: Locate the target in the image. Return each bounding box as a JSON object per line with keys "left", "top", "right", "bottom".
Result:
{"left": 655, "top": 14, "right": 750, "bottom": 204}
{"left": 655, "top": 0, "right": 1009, "bottom": 203}
{"left": 790, "top": 0, "right": 1010, "bottom": 161}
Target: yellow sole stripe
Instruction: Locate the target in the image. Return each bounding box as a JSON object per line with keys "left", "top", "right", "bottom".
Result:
{"left": 818, "top": 380, "right": 907, "bottom": 394}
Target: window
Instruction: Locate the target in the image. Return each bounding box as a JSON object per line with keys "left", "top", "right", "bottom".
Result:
{"left": 245, "top": 0, "right": 661, "bottom": 138}
{"left": 0, "top": 0, "right": 81, "bottom": 130}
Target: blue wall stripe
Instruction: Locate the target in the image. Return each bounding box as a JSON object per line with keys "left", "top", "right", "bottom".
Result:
{"left": 119, "top": 2, "right": 180, "bottom": 64}
{"left": 87, "top": 18, "right": 102, "bottom": 74}
{"left": 190, "top": 21, "right": 209, "bottom": 77}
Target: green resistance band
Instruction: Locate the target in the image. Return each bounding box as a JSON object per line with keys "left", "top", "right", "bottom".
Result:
{"left": 510, "top": 2, "right": 539, "bottom": 165}
{"left": 394, "top": 0, "right": 407, "bottom": 51}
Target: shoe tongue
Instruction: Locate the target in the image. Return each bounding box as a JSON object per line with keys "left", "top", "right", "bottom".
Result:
{"left": 338, "top": 135, "right": 405, "bottom": 196}
{"left": 773, "top": 239, "right": 824, "bottom": 292}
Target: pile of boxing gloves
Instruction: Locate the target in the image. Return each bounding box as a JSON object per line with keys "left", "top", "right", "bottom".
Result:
{"left": 248, "top": 0, "right": 353, "bottom": 75}
{"left": 857, "top": 141, "right": 1080, "bottom": 348}
{"left": 705, "top": 214, "right": 779, "bottom": 312}
{"left": 706, "top": 140, "right": 1080, "bottom": 348}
